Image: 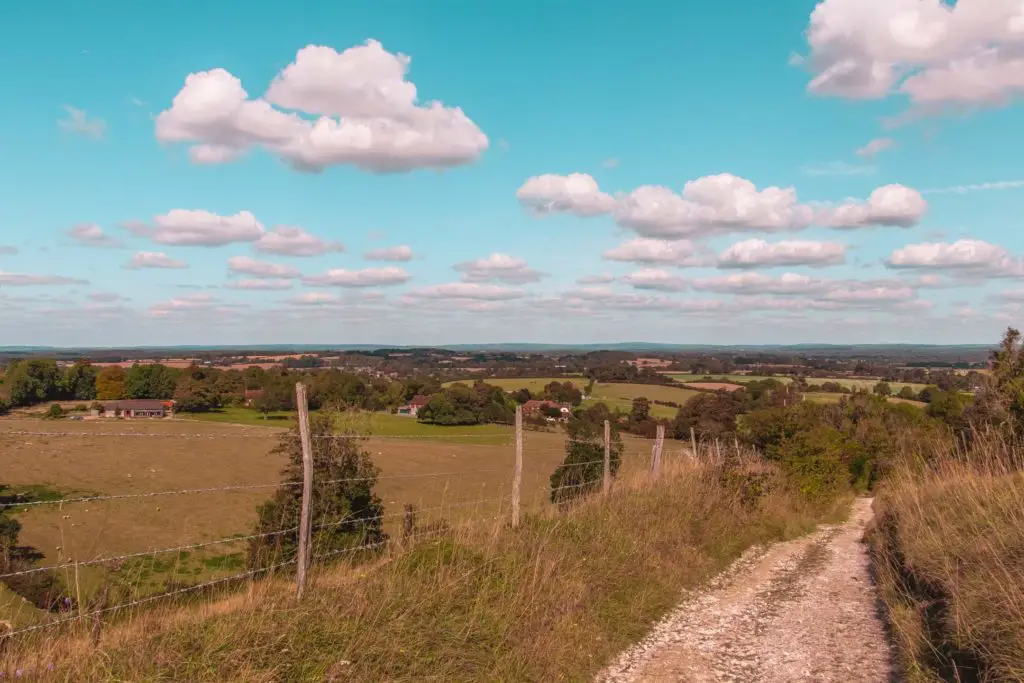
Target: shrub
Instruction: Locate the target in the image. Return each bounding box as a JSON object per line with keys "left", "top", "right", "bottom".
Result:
{"left": 43, "top": 404, "right": 64, "bottom": 420}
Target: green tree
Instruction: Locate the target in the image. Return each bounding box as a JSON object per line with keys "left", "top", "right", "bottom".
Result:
{"left": 630, "top": 396, "right": 651, "bottom": 422}
{"left": 124, "top": 364, "right": 176, "bottom": 399}
{"left": 95, "top": 366, "right": 126, "bottom": 400}
{"left": 61, "top": 361, "right": 98, "bottom": 400}
{"left": 873, "top": 381, "right": 892, "bottom": 397}
{"left": 550, "top": 415, "right": 623, "bottom": 504}
{"left": 4, "top": 359, "right": 61, "bottom": 407}
{"left": 172, "top": 377, "right": 221, "bottom": 412}
{"left": 247, "top": 414, "right": 386, "bottom": 569}
{"left": 897, "top": 386, "right": 916, "bottom": 400}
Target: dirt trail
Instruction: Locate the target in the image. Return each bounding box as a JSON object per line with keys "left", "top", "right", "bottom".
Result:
{"left": 598, "top": 498, "right": 891, "bottom": 682}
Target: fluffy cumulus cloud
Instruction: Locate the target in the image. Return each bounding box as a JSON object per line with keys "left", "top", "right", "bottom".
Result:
{"left": 253, "top": 226, "right": 345, "bottom": 257}
{"left": 365, "top": 245, "right": 414, "bottom": 261}
{"left": 0, "top": 271, "right": 89, "bottom": 286}
{"left": 887, "top": 239, "right": 1024, "bottom": 278}
{"left": 128, "top": 210, "right": 265, "bottom": 247}
{"left": 602, "top": 238, "right": 708, "bottom": 266}
{"left": 821, "top": 184, "right": 927, "bottom": 228}
{"left": 453, "top": 253, "right": 544, "bottom": 284}
{"left": 559, "top": 287, "right": 723, "bottom": 313}
{"left": 286, "top": 292, "right": 344, "bottom": 305}
{"left": 801, "top": 0, "right": 1024, "bottom": 111}
{"left": 155, "top": 40, "right": 488, "bottom": 172}
{"left": 516, "top": 173, "right": 616, "bottom": 217}
{"left": 692, "top": 272, "right": 827, "bottom": 296}
{"left": 619, "top": 268, "right": 688, "bottom": 292}
{"left": 227, "top": 256, "right": 300, "bottom": 278}
{"left": 66, "top": 223, "right": 120, "bottom": 247}
{"left": 125, "top": 252, "right": 189, "bottom": 270}
{"left": 224, "top": 279, "right": 294, "bottom": 291}
{"left": 614, "top": 174, "right": 816, "bottom": 239}
{"left": 717, "top": 239, "right": 847, "bottom": 268}
{"left": 405, "top": 282, "right": 526, "bottom": 301}
{"left": 303, "top": 266, "right": 410, "bottom": 287}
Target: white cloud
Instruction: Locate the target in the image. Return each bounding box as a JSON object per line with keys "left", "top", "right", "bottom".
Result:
{"left": 602, "top": 238, "right": 706, "bottom": 266}
{"left": 614, "top": 174, "right": 816, "bottom": 238}
{"left": 886, "top": 239, "right": 1024, "bottom": 278}
{"left": 365, "top": 245, "right": 414, "bottom": 261}
{"left": 560, "top": 287, "right": 723, "bottom": 312}
{"left": 125, "top": 252, "right": 189, "bottom": 269}
{"left": 303, "top": 266, "right": 410, "bottom": 287}
{"left": 822, "top": 282, "right": 916, "bottom": 303}
{"left": 800, "top": 0, "right": 1024, "bottom": 112}
{"left": 717, "top": 239, "right": 847, "bottom": 268}
{"left": 576, "top": 273, "right": 615, "bottom": 285}
{"left": 0, "top": 271, "right": 89, "bottom": 286}
{"left": 253, "top": 226, "right": 345, "bottom": 257}
{"left": 405, "top": 282, "right": 525, "bottom": 300}
{"left": 692, "top": 272, "right": 826, "bottom": 296}
{"left": 88, "top": 292, "right": 128, "bottom": 302}
{"left": 922, "top": 179, "right": 1024, "bottom": 195}
{"left": 227, "top": 256, "right": 300, "bottom": 278}
{"left": 856, "top": 137, "right": 896, "bottom": 158}
{"left": 821, "top": 184, "right": 927, "bottom": 228}
{"left": 601, "top": 158, "right": 620, "bottom": 168}
{"left": 224, "top": 279, "right": 295, "bottom": 291}
{"left": 286, "top": 292, "right": 343, "bottom": 305}
{"left": 58, "top": 105, "right": 106, "bottom": 138}
{"left": 129, "top": 210, "right": 265, "bottom": 247}
{"left": 516, "top": 173, "right": 616, "bottom": 217}
{"left": 66, "top": 223, "right": 121, "bottom": 247}
{"left": 156, "top": 40, "right": 488, "bottom": 172}
{"left": 453, "top": 253, "right": 544, "bottom": 284}
{"left": 619, "top": 268, "right": 688, "bottom": 292}
{"left": 0, "top": 246, "right": 17, "bottom": 255}
{"left": 149, "top": 293, "right": 220, "bottom": 316}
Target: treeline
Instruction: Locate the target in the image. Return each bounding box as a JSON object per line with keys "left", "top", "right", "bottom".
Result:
{"left": 0, "top": 359, "right": 442, "bottom": 415}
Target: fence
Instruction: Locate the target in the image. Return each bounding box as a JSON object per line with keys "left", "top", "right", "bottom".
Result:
{"left": 0, "top": 383, "right": 727, "bottom": 654}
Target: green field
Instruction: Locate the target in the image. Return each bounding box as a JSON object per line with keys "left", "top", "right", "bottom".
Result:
{"left": 804, "top": 378, "right": 928, "bottom": 392}
{"left": 185, "top": 407, "right": 511, "bottom": 444}
{"left": 666, "top": 374, "right": 793, "bottom": 384}
{"left": 804, "top": 392, "right": 927, "bottom": 407}
{"left": 585, "top": 383, "right": 698, "bottom": 419}
{"left": 443, "top": 377, "right": 585, "bottom": 393}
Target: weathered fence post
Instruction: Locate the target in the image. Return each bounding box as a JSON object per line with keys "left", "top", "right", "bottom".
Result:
{"left": 651, "top": 424, "right": 665, "bottom": 476}
{"left": 91, "top": 584, "right": 109, "bottom": 647}
{"left": 603, "top": 419, "right": 611, "bottom": 498}
{"left": 715, "top": 438, "right": 723, "bottom": 462}
{"left": 512, "top": 405, "right": 523, "bottom": 528}
{"left": 690, "top": 426, "right": 698, "bottom": 461}
{"left": 295, "top": 382, "right": 314, "bottom": 599}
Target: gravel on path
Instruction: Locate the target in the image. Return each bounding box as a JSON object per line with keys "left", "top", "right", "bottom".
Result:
{"left": 596, "top": 498, "right": 892, "bottom": 683}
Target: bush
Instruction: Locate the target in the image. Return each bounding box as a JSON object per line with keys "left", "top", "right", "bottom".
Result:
{"left": 550, "top": 416, "right": 623, "bottom": 504}
{"left": 44, "top": 403, "right": 64, "bottom": 419}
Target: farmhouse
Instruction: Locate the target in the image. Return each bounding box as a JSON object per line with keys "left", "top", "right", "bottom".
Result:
{"left": 98, "top": 400, "right": 172, "bottom": 418}
{"left": 397, "top": 395, "right": 431, "bottom": 417}
{"left": 521, "top": 400, "right": 572, "bottom": 420}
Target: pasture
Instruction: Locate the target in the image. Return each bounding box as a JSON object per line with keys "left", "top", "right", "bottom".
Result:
{"left": 585, "top": 383, "right": 699, "bottom": 418}
{"left": 665, "top": 373, "right": 793, "bottom": 384}
{"left": 0, "top": 415, "right": 662, "bottom": 627}
{"left": 804, "top": 378, "right": 928, "bottom": 392}
{"left": 442, "top": 377, "right": 585, "bottom": 393}
{"left": 803, "top": 392, "right": 927, "bottom": 408}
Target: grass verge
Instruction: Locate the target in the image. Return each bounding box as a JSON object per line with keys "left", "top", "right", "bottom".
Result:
{"left": 867, "top": 445, "right": 1024, "bottom": 682}
{"left": 8, "top": 459, "right": 837, "bottom": 682}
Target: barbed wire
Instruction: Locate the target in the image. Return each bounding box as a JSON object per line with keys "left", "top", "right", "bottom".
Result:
{"left": 3, "top": 557, "right": 299, "bottom": 640}
{"left": 312, "top": 513, "right": 507, "bottom": 561}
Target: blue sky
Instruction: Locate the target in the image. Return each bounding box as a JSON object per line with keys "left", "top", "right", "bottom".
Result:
{"left": 2, "top": 0, "right": 1023, "bottom": 346}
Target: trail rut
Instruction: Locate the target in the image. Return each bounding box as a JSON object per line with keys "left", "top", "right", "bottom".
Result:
{"left": 598, "top": 498, "right": 891, "bottom": 682}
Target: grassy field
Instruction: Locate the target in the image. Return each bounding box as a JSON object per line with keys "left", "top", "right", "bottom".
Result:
{"left": 11, "top": 457, "right": 840, "bottom": 682}
{"left": 0, "top": 415, "right": 662, "bottom": 627}
{"left": 804, "top": 378, "right": 928, "bottom": 392}
{"left": 804, "top": 392, "right": 927, "bottom": 407}
{"left": 585, "top": 383, "right": 699, "bottom": 418}
{"left": 443, "top": 377, "right": 586, "bottom": 393}
{"left": 665, "top": 373, "right": 793, "bottom": 384}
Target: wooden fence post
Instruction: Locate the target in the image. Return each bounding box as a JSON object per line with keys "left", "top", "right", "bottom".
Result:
{"left": 651, "top": 424, "right": 665, "bottom": 476}
{"left": 512, "top": 405, "right": 523, "bottom": 528}
{"left": 91, "top": 584, "right": 109, "bottom": 647}
{"left": 295, "top": 382, "right": 314, "bottom": 600}
{"left": 603, "top": 420, "right": 611, "bottom": 498}
{"left": 690, "top": 426, "right": 698, "bottom": 461}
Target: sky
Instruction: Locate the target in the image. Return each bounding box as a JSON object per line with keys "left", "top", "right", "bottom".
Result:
{"left": 2, "top": 0, "right": 1024, "bottom": 347}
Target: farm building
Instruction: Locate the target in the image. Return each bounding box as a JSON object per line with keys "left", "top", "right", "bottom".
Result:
{"left": 521, "top": 400, "right": 572, "bottom": 420}
{"left": 97, "top": 400, "right": 172, "bottom": 418}
{"left": 244, "top": 389, "right": 265, "bottom": 407}
{"left": 397, "top": 395, "right": 431, "bottom": 417}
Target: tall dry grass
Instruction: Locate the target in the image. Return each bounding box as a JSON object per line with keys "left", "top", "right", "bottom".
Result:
{"left": 3, "top": 454, "right": 835, "bottom": 682}
{"left": 869, "top": 433, "right": 1024, "bottom": 682}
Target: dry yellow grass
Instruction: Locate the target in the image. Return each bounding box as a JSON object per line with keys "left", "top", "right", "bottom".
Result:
{"left": 869, "top": 437, "right": 1024, "bottom": 682}
{"left": 3, "top": 454, "right": 833, "bottom": 682}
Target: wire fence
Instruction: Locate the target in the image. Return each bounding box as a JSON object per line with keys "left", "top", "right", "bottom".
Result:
{"left": 0, "top": 388, "right": 711, "bottom": 652}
